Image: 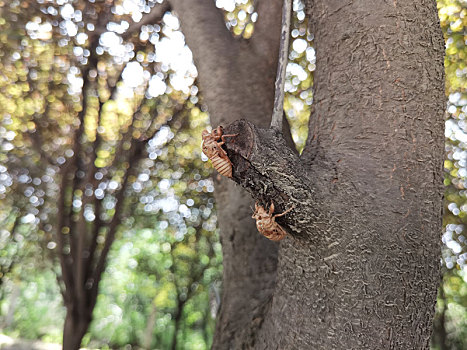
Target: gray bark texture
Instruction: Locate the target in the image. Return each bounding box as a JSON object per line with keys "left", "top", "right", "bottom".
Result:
{"left": 171, "top": 0, "right": 445, "bottom": 349}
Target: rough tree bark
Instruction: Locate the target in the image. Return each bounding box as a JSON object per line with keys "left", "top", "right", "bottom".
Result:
{"left": 171, "top": 0, "right": 445, "bottom": 349}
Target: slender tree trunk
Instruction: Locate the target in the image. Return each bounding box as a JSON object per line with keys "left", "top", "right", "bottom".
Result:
{"left": 171, "top": 0, "right": 445, "bottom": 348}
{"left": 63, "top": 307, "right": 91, "bottom": 350}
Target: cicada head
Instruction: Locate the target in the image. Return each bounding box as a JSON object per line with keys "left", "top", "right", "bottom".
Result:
{"left": 212, "top": 126, "right": 223, "bottom": 140}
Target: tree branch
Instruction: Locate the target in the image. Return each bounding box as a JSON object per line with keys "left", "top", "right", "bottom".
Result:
{"left": 55, "top": 271, "right": 69, "bottom": 305}
{"left": 270, "top": 0, "right": 292, "bottom": 130}
{"left": 56, "top": 4, "right": 109, "bottom": 304}
{"left": 85, "top": 195, "right": 101, "bottom": 282}
{"left": 76, "top": 64, "right": 127, "bottom": 294}
{"left": 89, "top": 140, "right": 144, "bottom": 304}
{"left": 25, "top": 77, "right": 56, "bottom": 165}
{"left": 224, "top": 119, "right": 330, "bottom": 239}
{"left": 66, "top": 1, "right": 119, "bottom": 300}
{"left": 93, "top": 2, "right": 170, "bottom": 39}
{"left": 77, "top": 34, "right": 154, "bottom": 292}
{"left": 55, "top": 170, "right": 74, "bottom": 300}
{"left": 68, "top": 45, "right": 99, "bottom": 306}
{"left": 169, "top": 0, "right": 238, "bottom": 79}
{"left": 27, "top": 128, "right": 56, "bottom": 165}
{"left": 87, "top": 101, "right": 188, "bottom": 302}
{"left": 122, "top": 2, "right": 171, "bottom": 40}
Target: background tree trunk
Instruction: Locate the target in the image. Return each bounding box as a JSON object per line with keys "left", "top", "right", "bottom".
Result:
{"left": 171, "top": 1, "right": 286, "bottom": 347}
{"left": 172, "top": 0, "right": 445, "bottom": 348}
{"left": 63, "top": 308, "right": 91, "bottom": 350}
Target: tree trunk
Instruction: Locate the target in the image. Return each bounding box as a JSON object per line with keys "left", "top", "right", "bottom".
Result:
{"left": 170, "top": 1, "right": 285, "bottom": 347}
{"left": 63, "top": 307, "right": 91, "bottom": 350}
{"left": 171, "top": 0, "right": 445, "bottom": 348}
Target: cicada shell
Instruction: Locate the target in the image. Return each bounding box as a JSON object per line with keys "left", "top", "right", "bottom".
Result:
{"left": 252, "top": 202, "right": 293, "bottom": 241}
{"left": 202, "top": 126, "right": 237, "bottom": 178}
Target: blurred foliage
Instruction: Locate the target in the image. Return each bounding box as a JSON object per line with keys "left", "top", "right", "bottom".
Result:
{"left": 432, "top": 269, "right": 467, "bottom": 350}
{"left": 0, "top": 0, "right": 219, "bottom": 348}
{"left": 1, "top": 271, "right": 64, "bottom": 343}
{"left": 86, "top": 222, "right": 221, "bottom": 349}
{"left": 432, "top": 0, "right": 467, "bottom": 349}
{"left": 438, "top": 0, "right": 467, "bottom": 270}
{"left": 0, "top": 0, "right": 465, "bottom": 349}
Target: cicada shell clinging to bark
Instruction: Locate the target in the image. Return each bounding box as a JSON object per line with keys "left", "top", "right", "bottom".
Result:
{"left": 252, "top": 202, "right": 293, "bottom": 241}
{"left": 201, "top": 126, "right": 237, "bottom": 178}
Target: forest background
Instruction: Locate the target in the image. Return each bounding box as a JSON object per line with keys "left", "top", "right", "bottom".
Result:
{"left": 0, "top": 0, "right": 465, "bottom": 349}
